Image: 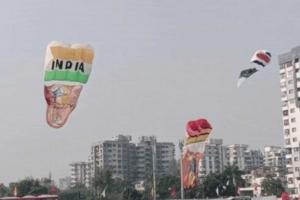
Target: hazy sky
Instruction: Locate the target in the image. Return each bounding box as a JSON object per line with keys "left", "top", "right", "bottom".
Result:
{"left": 0, "top": 0, "right": 299, "bottom": 184}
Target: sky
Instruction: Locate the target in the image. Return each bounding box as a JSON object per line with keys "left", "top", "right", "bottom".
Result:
{"left": 0, "top": 0, "right": 299, "bottom": 185}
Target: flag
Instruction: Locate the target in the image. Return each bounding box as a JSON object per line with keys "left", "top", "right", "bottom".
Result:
{"left": 216, "top": 187, "right": 219, "bottom": 196}
{"left": 101, "top": 186, "right": 107, "bottom": 198}
{"left": 170, "top": 186, "right": 176, "bottom": 198}
{"left": 226, "top": 180, "right": 230, "bottom": 186}
{"left": 13, "top": 186, "right": 17, "bottom": 197}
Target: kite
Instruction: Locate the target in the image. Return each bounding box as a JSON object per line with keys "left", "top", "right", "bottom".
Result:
{"left": 44, "top": 41, "right": 95, "bottom": 128}
{"left": 182, "top": 118, "right": 213, "bottom": 189}
{"left": 237, "top": 50, "right": 271, "bottom": 88}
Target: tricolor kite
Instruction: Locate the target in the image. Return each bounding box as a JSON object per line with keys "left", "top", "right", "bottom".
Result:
{"left": 237, "top": 50, "right": 272, "bottom": 87}
{"left": 44, "top": 41, "right": 95, "bottom": 128}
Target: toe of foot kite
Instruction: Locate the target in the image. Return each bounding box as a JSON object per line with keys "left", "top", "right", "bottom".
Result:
{"left": 237, "top": 50, "right": 271, "bottom": 88}
{"left": 44, "top": 41, "right": 94, "bottom": 128}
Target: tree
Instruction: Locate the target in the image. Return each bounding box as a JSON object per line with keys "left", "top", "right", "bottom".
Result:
{"left": 156, "top": 175, "right": 180, "bottom": 199}
{"left": 13, "top": 178, "right": 48, "bottom": 196}
{"left": 0, "top": 184, "right": 9, "bottom": 197}
{"left": 91, "top": 167, "right": 125, "bottom": 200}
{"left": 261, "top": 175, "right": 285, "bottom": 197}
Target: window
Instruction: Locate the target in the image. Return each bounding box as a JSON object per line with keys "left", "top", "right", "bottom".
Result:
{"left": 283, "top": 110, "right": 289, "bottom": 116}
{"left": 293, "top": 137, "right": 298, "bottom": 142}
{"left": 291, "top": 118, "right": 296, "bottom": 123}
{"left": 289, "top": 89, "right": 294, "bottom": 94}
{"left": 284, "top": 119, "right": 289, "bottom": 125}
{"left": 288, "top": 80, "right": 293, "bottom": 84}
{"left": 294, "top": 157, "right": 299, "bottom": 162}
{"left": 292, "top": 128, "right": 297, "bottom": 132}
{"left": 285, "top": 129, "right": 290, "bottom": 135}
{"left": 286, "top": 138, "right": 291, "bottom": 145}
{"left": 295, "top": 58, "right": 299, "bottom": 63}
{"left": 291, "top": 108, "right": 295, "bottom": 113}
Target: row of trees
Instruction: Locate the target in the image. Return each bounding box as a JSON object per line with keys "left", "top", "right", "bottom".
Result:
{"left": 0, "top": 177, "right": 54, "bottom": 197}
{"left": 0, "top": 165, "right": 285, "bottom": 200}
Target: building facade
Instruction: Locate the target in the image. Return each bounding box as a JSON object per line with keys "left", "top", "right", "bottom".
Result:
{"left": 135, "top": 136, "right": 175, "bottom": 181}
{"left": 89, "top": 135, "right": 175, "bottom": 183}
{"left": 199, "top": 138, "right": 226, "bottom": 177}
{"left": 264, "top": 146, "right": 286, "bottom": 179}
{"left": 70, "top": 162, "right": 91, "bottom": 187}
{"left": 279, "top": 47, "right": 300, "bottom": 196}
{"left": 90, "top": 135, "right": 136, "bottom": 182}
{"left": 225, "top": 144, "right": 252, "bottom": 171}
{"left": 249, "top": 150, "right": 264, "bottom": 170}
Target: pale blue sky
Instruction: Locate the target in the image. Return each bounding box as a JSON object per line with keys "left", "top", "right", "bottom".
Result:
{"left": 0, "top": 0, "right": 298, "bottom": 184}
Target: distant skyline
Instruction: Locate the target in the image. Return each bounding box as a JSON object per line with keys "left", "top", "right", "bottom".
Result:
{"left": 0, "top": 0, "right": 298, "bottom": 184}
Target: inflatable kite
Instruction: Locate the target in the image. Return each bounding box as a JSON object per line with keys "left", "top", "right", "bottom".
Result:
{"left": 44, "top": 41, "right": 94, "bottom": 128}
{"left": 237, "top": 50, "right": 271, "bottom": 88}
{"left": 182, "top": 118, "right": 213, "bottom": 189}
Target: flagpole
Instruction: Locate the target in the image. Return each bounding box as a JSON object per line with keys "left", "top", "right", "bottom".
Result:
{"left": 152, "top": 138, "right": 157, "bottom": 200}
{"left": 179, "top": 140, "right": 184, "bottom": 200}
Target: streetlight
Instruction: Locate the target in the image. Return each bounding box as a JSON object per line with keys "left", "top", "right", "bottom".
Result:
{"left": 179, "top": 140, "right": 184, "bottom": 200}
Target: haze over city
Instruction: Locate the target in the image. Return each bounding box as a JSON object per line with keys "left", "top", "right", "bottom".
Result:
{"left": 0, "top": 0, "right": 298, "bottom": 185}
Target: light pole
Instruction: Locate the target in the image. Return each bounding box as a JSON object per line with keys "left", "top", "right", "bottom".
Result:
{"left": 152, "top": 138, "right": 157, "bottom": 200}
{"left": 179, "top": 140, "right": 184, "bottom": 200}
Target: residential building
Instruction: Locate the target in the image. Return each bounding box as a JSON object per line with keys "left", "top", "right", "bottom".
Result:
{"left": 90, "top": 135, "right": 176, "bottom": 183}
{"left": 90, "top": 135, "right": 136, "bottom": 182}
{"left": 279, "top": 46, "right": 300, "bottom": 197}
{"left": 199, "top": 138, "right": 226, "bottom": 177}
{"left": 225, "top": 144, "right": 252, "bottom": 171}
{"left": 70, "top": 162, "right": 91, "bottom": 187}
{"left": 249, "top": 150, "right": 264, "bottom": 169}
{"left": 135, "top": 136, "right": 175, "bottom": 181}
{"left": 264, "top": 146, "right": 286, "bottom": 179}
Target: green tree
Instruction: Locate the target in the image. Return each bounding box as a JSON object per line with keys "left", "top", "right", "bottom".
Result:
{"left": 91, "top": 167, "right": 125, "bottom": 200}
{"left": 0, "top": 184, "right": 9, "bottom": 197}
{"left": 261, "top": 175, "right": 285, "bottom": 197}
{"left": 156, "top": 175, "right": 180, "bottom": 199}
{"left": 203, "top": 173, "right": 222, "bottom": 198}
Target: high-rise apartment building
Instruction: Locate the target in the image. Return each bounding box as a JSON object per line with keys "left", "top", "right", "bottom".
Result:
{"left": 89, "top": 135, "right": 175, "bottom": 183}
{"left": 279, "top": 47, "right": 300, "bottom": 196}
{"left": 249, "top": 150, "right": 264, "bottom": 169}
{"left": 90, "top": 135, "right": 136, "bottom": 182}
{"left": 225, "top": 144, "right": 252, "bottom": 171}
{"left": 135, "top": 136, "right": 175, "bottom": 181}
{"left": 225, "top": 145, "right": 263, "bottom": 171}
{"left": 199, "top": 138, "right": 226, "bottom": 177}
{"left": 70, "top": 162, "right": 91, "bottom": 187}
{"left": 264, "top": 146, "right": 286, "bottom": 179}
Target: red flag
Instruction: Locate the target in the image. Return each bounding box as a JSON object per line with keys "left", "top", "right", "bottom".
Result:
{"left": 170, "top": 186, "right": 176, "bottom": 198}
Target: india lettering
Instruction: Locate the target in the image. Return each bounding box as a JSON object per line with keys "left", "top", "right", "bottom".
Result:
{"left": 51, "top": 59, "right": 85, "bottom": 72}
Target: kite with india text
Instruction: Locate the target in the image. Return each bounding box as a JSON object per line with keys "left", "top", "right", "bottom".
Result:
{"left": 237, "top": 50, "right": 271, "bottom": 87}
{"left": 182, "top": 118, "right": 213, "bottom": 189}
{"left": 44, "top": 41, "right": 94, "bottom": 128}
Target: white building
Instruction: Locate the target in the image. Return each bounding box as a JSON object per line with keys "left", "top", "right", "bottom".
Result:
{"left": 199, "top": 138, "right": 226, "bottom": 177}
{"left": 225, "top": 144, "right": 252, "bottom": 171}
{"left": 90, "top": 135, "right": 136, "bottom": 182}
{"left": 90, "top": 135, "right": 175, "bottom": 183}
{"left": 135, "top": 136, "right": 175, "bottom": 181}
{"left": 279, "top": 46, "right": 300, "bottom": 196}
{"left": 70, "top": 162, "right": 91, "bottom": 187}
{"left": 264, "top": 146, "right": 286, "bottom": 178}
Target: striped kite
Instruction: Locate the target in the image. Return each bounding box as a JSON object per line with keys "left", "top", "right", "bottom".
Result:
{"left": 237, "top": 50, "right": 271, "bottom": 87}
